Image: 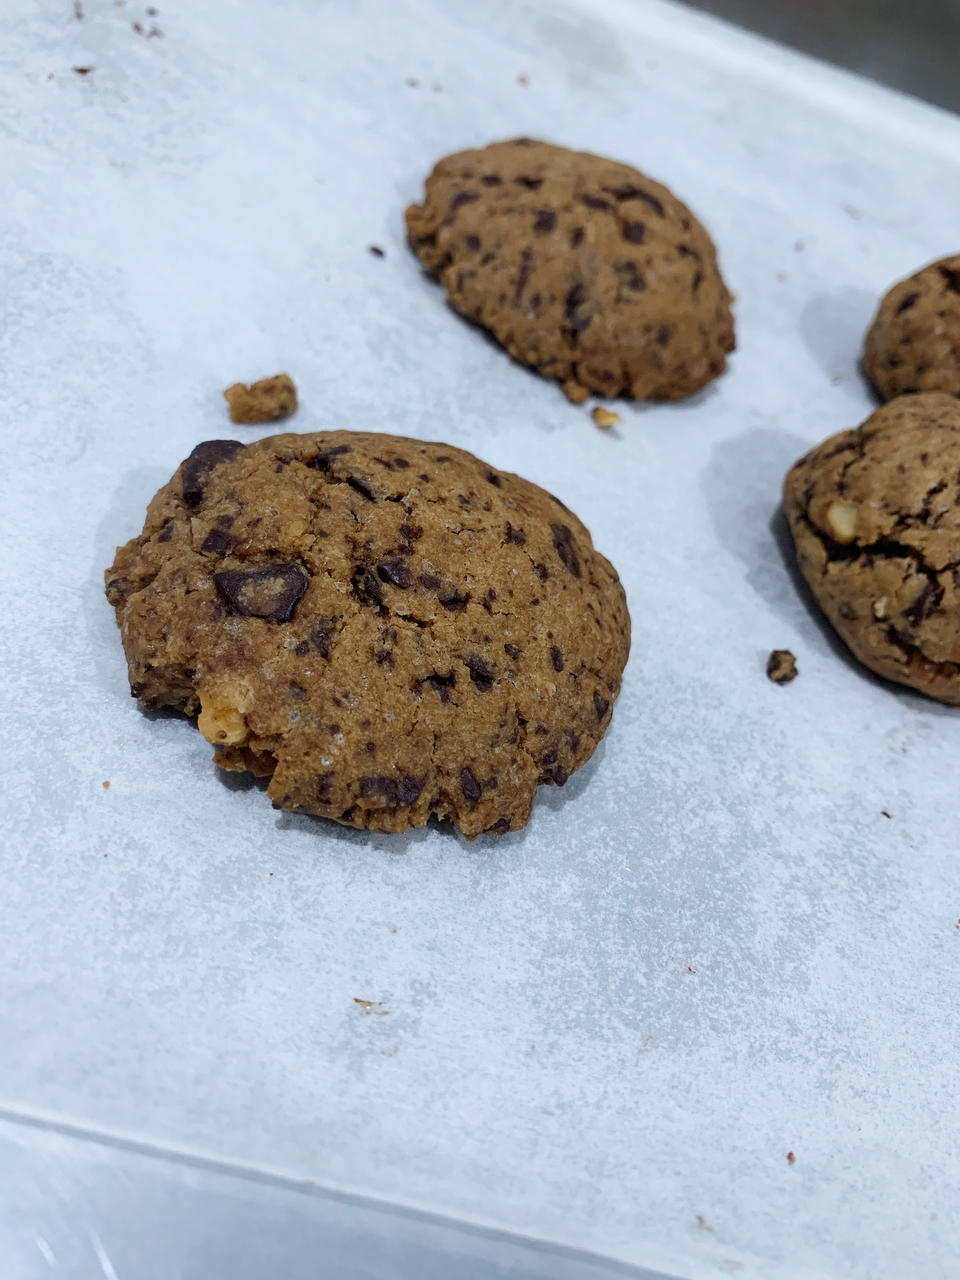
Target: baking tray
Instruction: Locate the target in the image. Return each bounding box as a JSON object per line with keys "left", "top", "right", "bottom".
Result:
{"left": 2, "top": 1, "right": 960, "bottom": 1277}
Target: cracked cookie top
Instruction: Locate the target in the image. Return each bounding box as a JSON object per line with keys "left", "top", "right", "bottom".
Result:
{"left": 405, "top": 138, "right": 735, "bottom": 403}
{"left": 863, "top": 254, "right": 960, "bottom": 401}
{"left": 105, "top": 431, "right": 631, "bottom": 836}
{"left": 783, "top": 393, "right": 960, "bottom": 703}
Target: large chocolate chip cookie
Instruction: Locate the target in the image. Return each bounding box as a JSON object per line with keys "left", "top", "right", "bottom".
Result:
{"left": 405, "top": 138, "right": 735, "bottom": 403}
{"left": 105, "top": 432, "right": 631, "bottom": 836}
{"left": 783, "top": 393, "right": 960, "bottom": 702}
{"left": 863, "top": 254, "right": 960, "bottom": 401}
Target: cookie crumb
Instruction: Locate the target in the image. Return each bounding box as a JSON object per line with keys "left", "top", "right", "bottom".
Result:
{"left": 787, "top": 1151, "right": 796, "bottom": 1165}
{"left": 353, "top": 998, "right": 389, "bottom": 1015}
{"left": 591, "top": 406, "right": 622, "bottom": 429}
{"left": 881, "top": 809, "right": 892, "bottom": 819}
{"left": 766, "top": 649, "right": 798, "bottom": 684}
{"left": 72, "top": 65, "right": 93, "bottom": 75}
{"left": 368, "top": 244, "right": 385, "bottom": 258}
{"left": 224, "top": 373, "right": 298, "bottom": 424}
{"left": 517, "top": 72, "right": 529, "bottom": 86}
{"left": 102, "top": 780, "right": 110, "bottom": 789}
{"left": 132, "top": 18, "right": 142, "bottom": 32}
{"left": 695, "top": 1215, "right": 714, "bottom": 1233}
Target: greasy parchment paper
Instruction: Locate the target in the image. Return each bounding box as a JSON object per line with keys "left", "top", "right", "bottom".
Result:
{"left": 2, "top": 1, "right": 960, "bottom": 1276}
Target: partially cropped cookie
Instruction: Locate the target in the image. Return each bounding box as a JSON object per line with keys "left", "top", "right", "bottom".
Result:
{"left": 783, "top": 393, "right": 960, "bottom": 702}
{"left": 406, "top": 138, "right": 734, "bottom": 403}
{"left": 105, "top": 432, "right": 630, "bottom": 836}
{"left": 863, "top": 255, "right": 960, "bottom": 400}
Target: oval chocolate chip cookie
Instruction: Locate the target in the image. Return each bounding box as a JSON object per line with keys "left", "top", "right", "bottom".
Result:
{"left": 105, "top": 432, "right": 631, "bottom": 836}
{"left": 863, "top": 254, "right": 960, "bottom": 401}
{"left": 405, "top": 138, "right": 735, "bottom": 403}
{"left": 783, "top": 393, "right": 960, "bottom": 702}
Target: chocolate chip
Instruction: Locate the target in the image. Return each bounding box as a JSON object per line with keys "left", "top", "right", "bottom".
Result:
{"left": 503, "top": 643, "right": 520, "bottom": 660}
{"left": 939, "top": 265, "right": 960, "bottom": 294}
{"left": 466, "top": 655, "right": 495, "bottom": 691}
{"left": 541, "top": 763, "right": 569, "bottom": 786}
{"left": 449, "top": 191, "right": 478, "bottom": 214}
{"left": 346, "top": 475, "right": 376, "bottom": 501}
{"left": 418, "top": 573, "right": 441, "bottom": 591}
{"left": 564, "top": 283, "right": 591, "bottom": 334}
{"left": 541, "top": 747, "right": 558, "bottom": 765}
{"left": 481, "top": 173, "right": 502, "bottom": 186}
{"left": 676, "top": 243, "right": 701, "bottom": 260}
{"left": 425, "top": 672, "right": 455, "bottom": 703}
{"left": 438, "top": 585, "right": 469, "bottom": 611}
{"left": 512, "top": 257, "right": 532, "bottom": 306}
{"left": 358, "top": 775, "right": 423, "bottom": 806}
{"left": 310, "top": 617, "right": 335, "bottom": 657}
{"left": 580, "top": 194, "right": 611, "bottom": 210}
{"left": 156, "top": 519, "right": 174, "bottom": 543}
{"left": 200, "top": 528, "right": 235, "bottom": 554}
{"left": 656, "top": 325, "right": 672, "bottom": 346}
{"left": 516, "top": 175, "right": 542, "bottom": 189}
{"left": 375, "top": 648, "right": 394, "bottom": 667}
{"left": 465, "top": 233, "right": 481, "bottom": 251}
{"left": 460, "top": 767, "right": 482, "bottom": 804}
{"left": 906, "top": 580, "right": 943, "bottom": 625}
{"left": 352, "top": 566, "right": 384, "bottom": 609}
{"left": 628, "top": 189, "right": 664, "bottom": 216}
{"left": 692, "top": 270, "right": 703, "bottom": 293}
{"left": 570, "top": 226, "right": 585, "bottom": 248}
{"left": 505, "top": 522, "right": 526, "bottom": 545}
{"left": 551, "top": 523, "right": 581, "bottom": 578}
{"left": 486, "top": 470, "right": 502, "bottom": 487}
{"left": 533, "top": 563, "right": 549, "bottom": 581}
{"left": 310, "top": 443, "right": 352, "bottom": 470}
{"left": 896, "top": 291, "right": 920, "bottom": 315}
{"left": 614, "top": 260, "right": 645, "bottom": 292}
{"left": 593, "top": 691, "right": 610, "bottom": 721}
{"left": 485, "top": 817, "right": 511, "bottom": 834}
{"left": 377, "top": 559, "right": 413, "bottom": 589}
{"left": 288, "top": 682, "right": 308, "bottom": 700}
{"left": 181, "top": 440, "right": 244, "bottom": 507}
{"left": 213, "top": 563, "right": 309, "bottom": 622}
{"left": 550, "top": 645, "right": 564, "bottom": 672}
{"left": 621, "top": 220, "right": 645, "bottom": 243}
{"left": 295, "top": 640, "right": 310, "bottom": 656}
{"left": 533, "top": 208, "right": 556, "bottom": 232}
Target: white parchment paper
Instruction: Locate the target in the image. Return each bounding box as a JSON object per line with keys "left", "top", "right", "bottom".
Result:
{"left": 2, "top": 1, "right": 960, "bottom": 1276}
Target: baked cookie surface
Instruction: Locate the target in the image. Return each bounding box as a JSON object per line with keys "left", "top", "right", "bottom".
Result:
{"left": 105, "top": 431, "right": 631, "bottom": 836}
{"left": 863, "top": 254, "right": 960, "bottom": 401}
{"left": 406, "top": 138, "right": 735, "bottom": 403}
{"left": 783, "top": 393, "right": 960, "bottom": 702}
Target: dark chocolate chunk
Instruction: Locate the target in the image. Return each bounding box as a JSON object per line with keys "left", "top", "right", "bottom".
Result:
{"left": 533, "top": 563, "right": 549, "bottom": 581}
{"left": 425, "top": 672, "right": 455, "bottom": 703}
{"left": 465, "top": 233, "right": 481, "bottom": 251}
{"left": 481, "top": 173, "right": 502, "bottom": 186}
{"left": 352, "top": 566, "right": 384, "bottom": 609}
{"left": 564, "top": 283, "right": 591, "bottom": 334}
{"left": 551, "top": 523, "right": 582, "bottom": 578}
{"left": 346, "top": 475, "right": 376, "bottom": 501}
{"left": 895, "top": 291, "right": 920, "bottom": 315}
{"left": 485, "top": 817, "right": 511, "bottom": 834}
{"left": 516, "top": 175, "right": 542, "bottom": 190}
{"left": 505, "top": 522, "right": 526, "bottom": 545}
{"left": 438, "top": 585, "right": 469, "bottom": 611}
{"left": 449, "top": 190, "right": 479, "bottom": 213}
{"left": 905, "top": 580, "right": 944, "bottom": 626}
{"left": 213, "top": 563, "right": 309, "bottom": 622}
{"left": 156, "top": 519, "right": 174, "bottom": 543}
{"left": 358, "top": 775, "right": 424, "bottom": 806}
{"left": 593, "top": 691, "right": 610, "bottom": 721}
{"left": 466, "top": 655, "right": 495, "bottom": 692}
{"left": 580, "top": 194, "right": 611, "bottom": 210}
{"left": 200, "top": 527, "right": 235, "bottom": 555}
{"left": 310, "top": 617, "right": 335, "bottom": 657}
{"left": 503, "top": 643, "right": 520, "bottom": 660}
{"left": 311, "top": 443, "right": 352, "bottom": 470}
{"left": 460, "top": 767, "right": 482, "bottom": 804}
{"left": 418, "top": 573, "right": 441, "bottom": 591}
{"left": 570, "top": 226, "right": 585, "bottom": 248}
{"left": 656, "top": 325, "right": 672, "bottom": 346}
{"left": 377, "top": 559, "right": 413, "bottom": 589}
{"left": 533, "top": 208, "right": 557, "bottom": 232}
{"left": 182, "top": 440, "right": 244, "bottom": 506}
{"left": 939, "top": 266, "right": 960, "bottom": 294}
{"left": 486, "top": 470, "right": 503, "bottom": 487}
{"left": 550, "top": 645, "right": 564, "bottom": 672}
{"left": 614, "top": 260, "right": 645, "bottom": 292}
{"left": 621, "top": 220, "right": 645, "bottom": 243}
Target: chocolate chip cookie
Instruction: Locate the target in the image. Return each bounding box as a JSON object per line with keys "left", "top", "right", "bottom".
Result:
{"left": 105, "top": 432, "right": 630, "bottom": 836}
{"left": 863, "top": 255, "right": 960, "bottom": 401}
{"left": 783, "top": 393, "right": 960, "bottom": 702}
{"left": 405, "top": 138, "right": 735, "bottom": 403}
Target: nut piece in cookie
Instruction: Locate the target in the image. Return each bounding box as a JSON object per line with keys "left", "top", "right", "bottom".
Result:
{"left": 406, "top": 138, "right": 735, "bottom": 403}
{"left": 863, "top": 255, "right": 960, "bottom": 401}
{"left": 782, "top": 392, "right": 960, "bottom": 702}
{"left": 224, "top": 373, "right": 298, "bottom": 424}
{"left": 104, "top": 429, "right": 631, "bottom": 838}
{"left": 766, "top": 649, "right": 797, "bottom": 684}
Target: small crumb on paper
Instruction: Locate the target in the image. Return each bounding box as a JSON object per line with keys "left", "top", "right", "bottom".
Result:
{"left": 353, "top": 998, "right": 389, "bottom": 1015}
{"left": 72, "top": 65, "right": 94, "bottom": 76}
{"left": 517, "top": 72, "right": 529, "bottom": 86}
{"left": 881, "top": 809, "right": 892, "bottom": 819}
{"left": 591, "top": 406, "right": 622, "bottom": 429}
{"left": 224, "top": 373, "right": 298, "bottom": 424}
{"left": 766, "top": 649, "right": 797, "bottom": 684}
{"left": 787, "top": 1150, "right": 796, "bottom": 1165}
{"left": 368, "top": 244, "right": 385, "bottom": 258}
{"left": 102, "top": 780, "right": 110, "bottom": 789}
